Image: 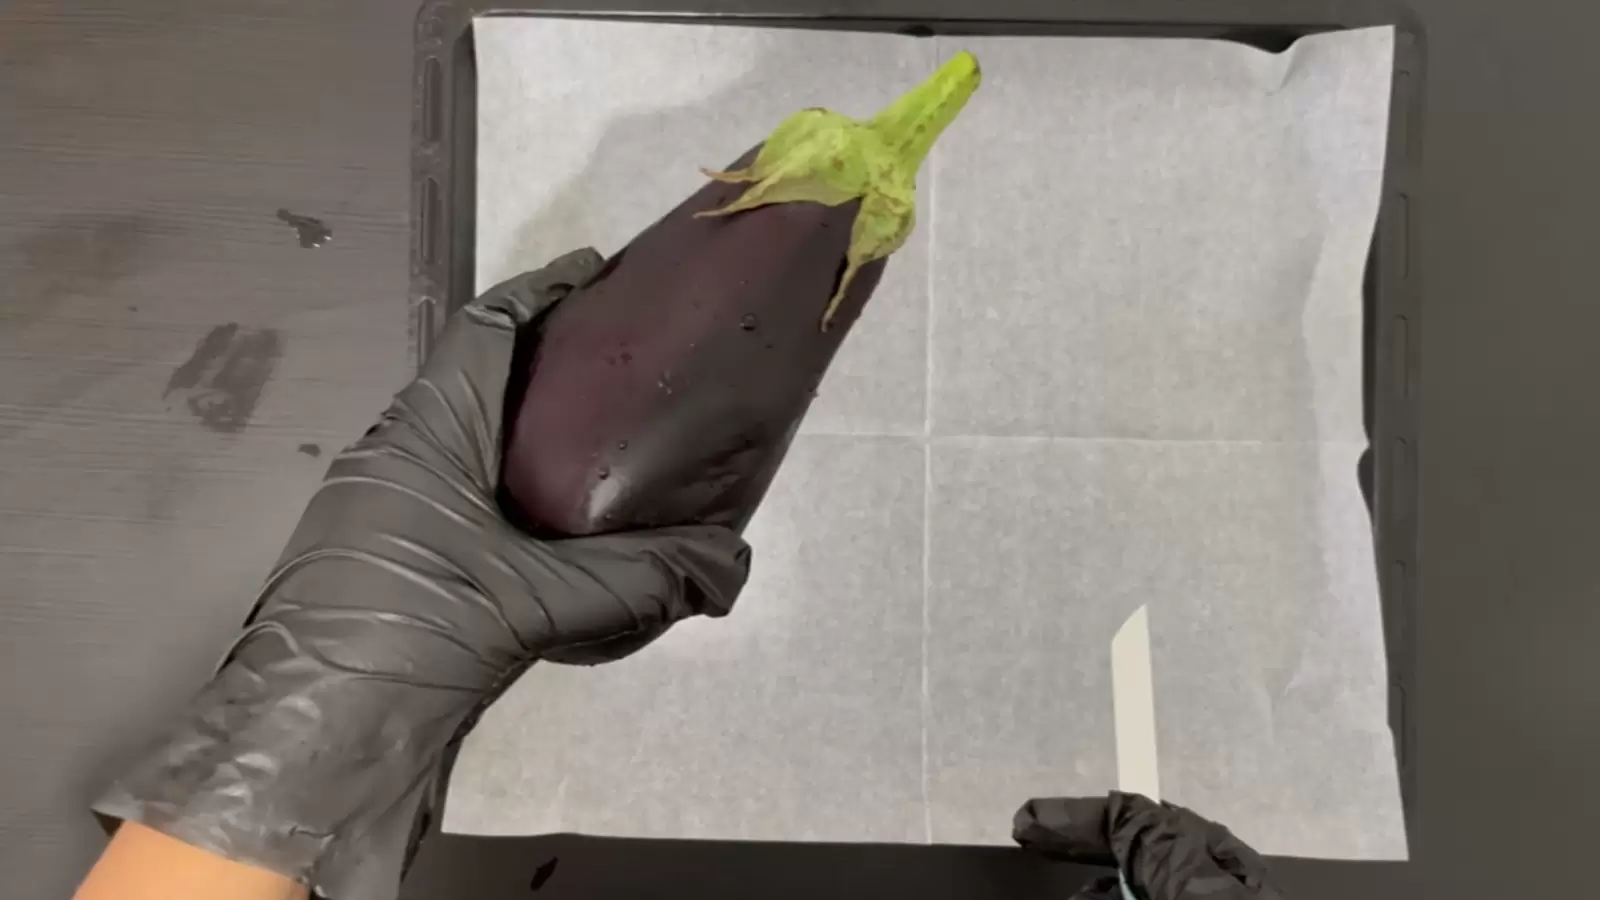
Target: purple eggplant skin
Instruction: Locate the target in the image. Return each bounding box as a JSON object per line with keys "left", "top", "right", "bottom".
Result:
{"left": 503, "top": 152, "right": 886, "bottom": 537}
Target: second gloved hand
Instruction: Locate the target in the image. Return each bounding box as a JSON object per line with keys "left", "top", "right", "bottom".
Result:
{"left": 1014, "top": 791, "right": 1286, "bottom": 900}
{"left": 94, "top": 249, "right": 752, "bottom": 900}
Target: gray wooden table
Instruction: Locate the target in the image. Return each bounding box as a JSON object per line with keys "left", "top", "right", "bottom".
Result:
{"left": 3, "top": 1, "right": 1595, "bottom": 898}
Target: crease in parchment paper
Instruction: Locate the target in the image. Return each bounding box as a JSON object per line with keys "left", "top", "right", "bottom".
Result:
{"left": 452, "top": 19, "right": 1404, "bottom": 861}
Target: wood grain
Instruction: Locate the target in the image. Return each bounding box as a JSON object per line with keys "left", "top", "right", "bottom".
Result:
{"left": 0, "top": 2, "right": 411, "bottom": 896}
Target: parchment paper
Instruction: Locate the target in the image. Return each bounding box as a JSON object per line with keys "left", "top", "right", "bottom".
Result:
{"left": 454, "top": 19, "right": 1406, "bottom": 860}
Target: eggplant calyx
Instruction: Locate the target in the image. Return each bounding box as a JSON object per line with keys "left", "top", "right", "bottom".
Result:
{"left": 695, "top": 51, "right": 981, "bottom": 329}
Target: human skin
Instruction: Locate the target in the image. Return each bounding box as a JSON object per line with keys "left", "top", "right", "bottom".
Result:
{"left": 73, "top": 821, "right": 307, "bottom": 900}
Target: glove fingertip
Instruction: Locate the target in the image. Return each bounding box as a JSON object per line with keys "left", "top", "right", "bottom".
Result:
{"left": 528, "top": 248, "right": 605, "bottom": 291}
{"left": 473, "top": 248, "right": 606, "bottom": 327}
{"left": 661, "top": 526, "right": 752, "bottom": 618}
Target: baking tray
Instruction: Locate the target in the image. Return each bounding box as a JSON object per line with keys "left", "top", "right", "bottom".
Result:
{"left": 408, "top": 0, "right": 1424, "bottom": 826}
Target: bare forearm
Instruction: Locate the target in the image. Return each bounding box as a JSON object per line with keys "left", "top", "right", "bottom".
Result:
{"left": 74, "top": 822, "right": 306, "bottom": 900}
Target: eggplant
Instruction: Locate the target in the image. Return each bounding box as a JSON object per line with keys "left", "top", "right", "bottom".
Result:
{"left": 504, "top": 52, "right": 980, "bottom": 536}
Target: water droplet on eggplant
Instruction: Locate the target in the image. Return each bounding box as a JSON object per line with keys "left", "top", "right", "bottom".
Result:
{"left": 597, "top": 466, "right": 611, "bottom": 480}
{"left": 616, "top": 440, "right": 629, "bottom": 451}
{"left": 740, "top": 314, "right": 759, "bottom": 332}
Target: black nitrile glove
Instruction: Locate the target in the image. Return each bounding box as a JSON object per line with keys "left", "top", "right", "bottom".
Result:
{"left": 1014, "top": 792, "right": 1286, "bottom": 900}
{"left": 93, "top": 250, "right": 752, "bottom": 900}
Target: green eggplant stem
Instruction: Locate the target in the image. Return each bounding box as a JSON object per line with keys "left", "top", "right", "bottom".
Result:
{"left": 694, "top": 51, "right": 982, "bottom": 329}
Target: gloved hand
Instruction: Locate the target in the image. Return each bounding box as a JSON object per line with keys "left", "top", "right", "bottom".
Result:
{"left": 93, "top": 250, "right": 752, "bottom": 900}
{"left": 1014, "top": 792, "right": 1286, "bottom": 900}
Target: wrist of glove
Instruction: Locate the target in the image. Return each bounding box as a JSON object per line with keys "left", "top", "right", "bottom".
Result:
{"left": 93, "top": 250, "right": 751, "bottom": 900}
